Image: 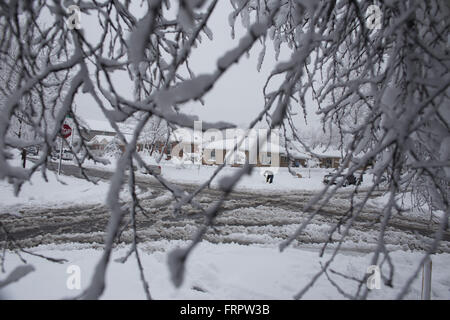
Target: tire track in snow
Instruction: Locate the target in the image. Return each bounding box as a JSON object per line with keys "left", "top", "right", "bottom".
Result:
{"left": 1, "top": 162, "right": 449, "bottom": 253}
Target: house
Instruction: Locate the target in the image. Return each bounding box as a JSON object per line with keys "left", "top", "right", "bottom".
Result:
{"left": 79, "top": 119, "right": 117, "bottom": 141}
{"left": 283, "top": 142, "right": 311, "bottom": 167}
{"left": 203, "top": 136, "right": 291, "bottom": 167}
{"left": 311, "top": 147, "right": 342, "bottom": 168}
{"left": 81, "top": 119, "right": 118, "bottom": 156}
{"left": 86, "top": 134, "right": 131, "bottom": 156}
{"left": 81, "top": 119, "right": 343, "bottom": 169}
{"left": 203, "top": 138, "right": 249, "bottom": 166}
{"left": 87, "top": 135, "right": 117, "bottom": 154}
{"left": 171, "top": 128, "right": 202, "bottom": 155}
{"left": 138, "top": 127, "right": 204, "bottom": 161}
{"left": 81, "top": 119, "right": 135, "bottom": 155}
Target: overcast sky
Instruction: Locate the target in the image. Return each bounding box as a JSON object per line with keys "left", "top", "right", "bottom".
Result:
{"left": 72, "top": 1, "right": 320, "bottom": 129}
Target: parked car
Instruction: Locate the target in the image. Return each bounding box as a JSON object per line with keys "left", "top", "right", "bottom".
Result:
{"left": 51, "top": 150, "right": 58, "bottom": 160}
{"left": 323, "top": 172, "right": 360, "bottom": 187}
{"left": 141, "top": 164, "right": 161, "bottom": 175}
{"left": 25, "top": 146, "right": 39, "bottom": 156}
{"left": 51, "top": 149, "right": 73, "bottom": 161}
{"left": 130, "top": 164, "right": 162, "bottom": 175}
{"left": 61, "top": 150, "right": 74, "bottom": 160}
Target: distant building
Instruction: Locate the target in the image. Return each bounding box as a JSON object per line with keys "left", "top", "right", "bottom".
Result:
{"left": 81, "top": 119, "right": 343, "bottom": 168}
{"left": 81, "top": 119, "right": 132, "bottom": 155}
{"left": 311, "top": 147, "right": 342, "bottom": 168}
{"left": 203, "top": 138, "right": 249, "bottom": 166}
{"left": 284, "top": 142, "right": 311, "bottom": 167}
{"left": 203, "top": 137, "right": 299, "bottom": 168}
{"left": 79, "top": 119, "right": 118, "bottom": 141}
{"left": 86, "top": 135, "right": 124, "bottom": 154}
{"left": 284, "top": 141, "right": 342, "bottom": 169}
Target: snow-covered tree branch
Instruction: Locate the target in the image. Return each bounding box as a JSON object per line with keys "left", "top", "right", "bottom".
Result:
{"left": 0, "top": 0, "right": 448, "bottom": 300}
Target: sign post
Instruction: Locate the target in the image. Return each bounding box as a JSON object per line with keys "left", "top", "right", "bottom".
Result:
{"left": 421, "top": 258, "right": 432, "bottom": 300}
{"left": 58, "top": 123, "right": 72, "bottom": 175}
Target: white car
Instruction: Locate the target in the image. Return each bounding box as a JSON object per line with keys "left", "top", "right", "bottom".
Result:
{"left": 52, "top": 150, "right": 73, "bottom": 161}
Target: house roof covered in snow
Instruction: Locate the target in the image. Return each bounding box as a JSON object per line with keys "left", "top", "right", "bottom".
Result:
{"left": 169, "top": 128, "right": 203, "bottom": 144}
{"left": 80, "top": 118, "right": 132, "bottom": 135}
{"left": 204, "top": 138, "right": 290, "bottom": 155}
{"left": 311, "top": 147, "right": 342, "bottom": 158}
{"left": 81, "top": 119, "right": 114, "bottom": 133}
{"left": 283, "top": 140, "right": 343, "bottom": 159}
{"left": 87, "top": 134, "right": 134, "bottom": 146}
{"left": 161, "top": 127, "right": 343, "bottom": 160}
{"left": 285, "top": 147, "right": 310, "bottom": 159}
{"left": 87, "top": 135, "right": 117, "bottom": 145}
{"left": 203, "top": 138, "right": 251, "bottom": 151}
{"left": 284, "top": 141, "right": 311, "bottom": 159}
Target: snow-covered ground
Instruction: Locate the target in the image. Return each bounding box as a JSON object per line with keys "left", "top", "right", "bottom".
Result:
{"left": 79, "top": 154, "right": 376, "bottom": 193}
{"left": 0, "top": 162, "right": 150, "bottom": 215}
{"left": 1, "top": 150, "right": 380, "bottom": 222}
{"left": 0, "top": 173, "right": 110, "bottom": 215}
{"left": 1, "top": 241, "right": 449, "bottom": 300}
{"left": 161, "top": 164, "right": 331, "bottom": 191}
{"left": 2, "top": 152, "right": 448, "bottom": 300}
{"left": 1, "top": 151, "right": 109, "bottom": 213}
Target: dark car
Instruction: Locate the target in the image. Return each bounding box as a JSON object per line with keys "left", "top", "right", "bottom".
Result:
{"left": 141, "top": 164, "right": 162, "bottom": 175}
{"left": 25, "top": 146, "right": 39, "bottom": 156}
{"left": 61, "top": 150, "right": 74, "bottom": 160}
{"left": 323, "top": 173, "right": 360, "bottom": 187}
{"left": 130, "top": 164, "right": 162, "bottom": 175}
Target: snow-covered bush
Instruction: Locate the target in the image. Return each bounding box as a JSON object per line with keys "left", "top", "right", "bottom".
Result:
{"left": 103, "top": 136, "right": 123, "bottom": 159}
{"left": 306, "top": 159, "right": 320, "bottom": 169}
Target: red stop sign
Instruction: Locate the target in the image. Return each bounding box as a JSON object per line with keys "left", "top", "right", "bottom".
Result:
{"left": 61, "top": 124, "right": 72, "bottom": 139}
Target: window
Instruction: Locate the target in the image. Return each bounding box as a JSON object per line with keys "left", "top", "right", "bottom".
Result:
{"left": 261, "top": 153, "right": 271, "bottom": 165}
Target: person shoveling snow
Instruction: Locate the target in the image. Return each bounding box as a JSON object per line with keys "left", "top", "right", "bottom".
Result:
{"left": 264, "top": 170, "right": 274, "bottom": 184}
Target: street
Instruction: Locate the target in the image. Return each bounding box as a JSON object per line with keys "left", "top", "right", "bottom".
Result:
{"left": 2, "top": 161, "right": 449, "bottom": 253}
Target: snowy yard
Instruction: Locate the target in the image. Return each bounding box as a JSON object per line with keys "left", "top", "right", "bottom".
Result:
{"left": 1, "top": 241, "right": 449, "bottom": 300}
{"left": 1, "top": 154, "right": 350, "bottom": 216}
{"left": 79, "top": 154, "right": 376, "bottom": 193}
{"left": 0, "top": 167, "right": 151, "bottom": 215}
{"left": 0, "top": 173, "right": 109, "bottom": 214}
{"left": 162, "top": 165, "right": 341, "bottom": 192}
